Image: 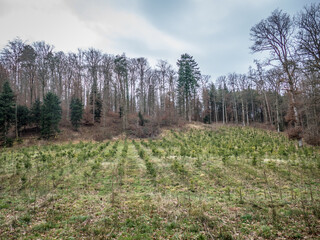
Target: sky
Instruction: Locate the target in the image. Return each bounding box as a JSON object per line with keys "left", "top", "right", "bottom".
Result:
{"left": 0, "top": 0, "right": 317, "bottom": 81}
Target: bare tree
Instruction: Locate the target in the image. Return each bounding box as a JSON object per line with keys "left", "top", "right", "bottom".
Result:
{"left": 296, "top": 3, "right": 320, "bottom": 71}
{"left": 250, "top": 9, "right": 302, "bottom": 146}
{"left": 217, "top": 76, "right": 227, "bottom": 124}
{"left": 101, "top": 54, "right": 114, "bottom": 126}
{"left": 33, "top": 41, "right": 53, "bottom": 100}
{"left": 201, "top": 75, "right": 210, "bottom": 123}
{"left": 296, "top": 4, "right": 320, "bottom": 144}
{"left": 265, "top": 67, "right": 284, "bottom": 132}
{"left": 227, "top": 73, "right": 239, "bottom": 124}
{"left": 0, "top": 38, "right": 24, "bottom": 93}
{"left": 20, "top": 44, "right": 37, "bottom": 106}
{"left": 236, "top": 74, "right": 249, "bottom": 126}
{"left": 250, "top": 61, "right": 272, "bottom": 124}
{"left": 127, "top": 58, "right": 137, "bottom": 114}
{"left": 135, "top": 57, "right": 149, "bottom": 114}
{"left": 156, "top": 60, "right": 170, "bottom": 114}
{"left": 166, "top": 65, "right": 176, "bottom": 123}
{"left": 84, "top": 48, "right": 102, "bottom": 123}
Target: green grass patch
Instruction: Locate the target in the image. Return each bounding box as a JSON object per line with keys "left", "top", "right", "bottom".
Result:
{"left": 0, "top": 126, "right": 319, "bottom": 239}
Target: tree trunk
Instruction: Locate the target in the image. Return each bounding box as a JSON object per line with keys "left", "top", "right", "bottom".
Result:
{"left": 289, "top": 90, "right": 303, "bottom": 147}
{"left": 246, "top": 103, "right": 250, "bottom": 126}
{"left": 276, "top": 95, "right": 280, "bottom": 132}
{"left": 225, "top": 104, "right": 228, "bottom": 123}
{"left": 222, "top": 97, "right": 225, "bottom": 124}
{"left": 15, "top": 103, "right": 18, "bottom": 138}
{"left": 287, "top": 70, "right": 303, "bottom": 147}
{"left": 241, "top": 98, "right": 245, "bottom": 126}
{"left": 233, "top": 93, "right": 238, "bottom": 124}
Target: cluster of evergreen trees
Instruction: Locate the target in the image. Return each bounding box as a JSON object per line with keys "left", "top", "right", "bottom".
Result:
{"left": 0, "top": 81, "right": 83, "bottom": 145}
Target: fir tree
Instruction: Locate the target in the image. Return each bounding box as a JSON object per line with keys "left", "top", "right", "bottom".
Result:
{"left": 0, "top": 81, "right": 15, "bottom": 145}
{"left": 177, "top": 53, "right": 201, "bottom": 121}
{"left": 17, "top": 105, "right": 29, "bottom": 136}
{"left": 41, "top": 92, "right": 61, "bottom": 139}
{"left": 89, "top": 81, "right": 102, "bottom": 122}
{"left": 114, "top": 54, "right": 129, "bottom": 130}
{"left": 30, "top": 99, "right": 41, "bottom": 129}
{"left": 70, "top": 97, "right": 83, "bottom": 130}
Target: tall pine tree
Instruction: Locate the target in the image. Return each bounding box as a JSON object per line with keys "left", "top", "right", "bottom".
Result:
{"left": 114, "top": 54, "right": 129, "bottom": 130}
{"left": 41, "top": 92, "right": 61, "bottom": 139}
{"left": 0, "top": 81, "right": 15, "bottom": 145}
{"left": 177, "top": 54, "right": 201, "bottom": 121}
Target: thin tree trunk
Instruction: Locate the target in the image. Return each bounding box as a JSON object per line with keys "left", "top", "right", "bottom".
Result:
{"left": 241, "top": 98, "right": 245, "bottom": 126}
{"left": 263, "top": 91, "right": 272, "bottom": 124}
{"left": 246, "top": 103, "right": 250, "bottom": 126}
{"left": 289, "top": 90, "right": 302, "bottom": 147}
{"left": 233, "top": 93, "right": 238, "bottom": 124}
{"left": 225, "top": 104, "right": 228, "bottom": 123}
{"left": 222, "top": 97, "right": 225, "bottom": 124}
{"left": 276, "top": 94, "right": 280, "bottom": 132}
{"left": 15, "top": 103, "right": 18, "bottom": 138}
{"left": 251, "top": 91, "right": 254, "bottom": 122}
{"left": 214, "top": 102, "right": 218, "bottom": 123}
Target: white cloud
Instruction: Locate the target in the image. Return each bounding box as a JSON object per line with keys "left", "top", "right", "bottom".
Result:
{"left": 0, "top": 0, "right": 99, "bottom": 51}
{"left": 1, "top": 0, "right": 315, "bottom": 80}
{"left": 1, "top": 0, "right": 195, "bottom": 70}
{"left": 65, "top": 0, "right": 195, "bottom": 55}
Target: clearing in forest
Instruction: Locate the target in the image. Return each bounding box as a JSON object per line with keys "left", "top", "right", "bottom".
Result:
{"left": 0, "top": 126, "right": 319, "bottom": 239}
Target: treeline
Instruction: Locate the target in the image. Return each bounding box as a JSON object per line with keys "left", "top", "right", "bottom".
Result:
{"left": 0, "top": 3, "right": 319, "bottom": 145}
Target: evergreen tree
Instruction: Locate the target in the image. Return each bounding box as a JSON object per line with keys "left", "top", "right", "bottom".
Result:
{"left": 0, "top": 81, "right": 15, "bottom": 145}
{"left": 17, "top": 105, "right": 29, "bottom": 136}
{"left": 70, "top": 97, "right": 83, "bottom": 130}
{"left": 114, "top": 54, "right": 129, "bottom": 130}
{"left": 41, "top": 92, "right": 61, "bottom": 139}
{"left": 177, "top": 53, "right": 201, "bottom": 121}
{"left": 89, "top": 81, "right": 102, "bottom": 122}
{"left": 30, "top": 99, "right": 41, "bottom": 129}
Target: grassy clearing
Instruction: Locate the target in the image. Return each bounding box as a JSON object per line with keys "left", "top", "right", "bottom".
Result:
{"left": 0, "top": 126, "right": 319, "bottom": 239}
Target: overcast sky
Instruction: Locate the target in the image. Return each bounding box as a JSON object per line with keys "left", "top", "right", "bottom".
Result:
{"left": 0, "top": 0, "right": 317, "bottom": 80}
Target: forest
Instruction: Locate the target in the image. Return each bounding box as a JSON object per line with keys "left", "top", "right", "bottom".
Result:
{"left": 0, "top": 3, "right": 320, "bottom": 240}
{"left": 0, "top": 4, "right": 319, "bottom": 146}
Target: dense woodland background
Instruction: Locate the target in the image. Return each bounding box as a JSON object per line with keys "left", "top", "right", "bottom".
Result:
{"left": 0, "top": 4, "right": 319, "bottom": 145}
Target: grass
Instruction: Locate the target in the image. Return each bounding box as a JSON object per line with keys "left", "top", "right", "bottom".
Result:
{"left": 0, "top": 125, "right": 319, "bottom": 239}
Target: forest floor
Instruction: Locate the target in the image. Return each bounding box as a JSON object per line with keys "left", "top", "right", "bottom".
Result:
{"left": 1, "top": 125, "right": 320, "bottom": 239}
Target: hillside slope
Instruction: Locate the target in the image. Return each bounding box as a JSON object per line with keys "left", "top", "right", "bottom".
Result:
{"left": 0, "top": 126, "right": 319, "bottom": 239}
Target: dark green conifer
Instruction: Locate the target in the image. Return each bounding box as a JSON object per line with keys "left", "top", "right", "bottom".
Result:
{"left": 177, "top": 53, "right": 201, "bottom": 121}
{"left": 89, "top": 81, "right": 102, "bottom": 122}
{"left": 41, "top": 92, "right": 61, "bottom": 139}
{"left": 17, "top": 105, "right": 29, "bottom": 135}
{"left": 0, "top": 81, "right": 15, "bottom": 145}
{"left": 30, "top": 99, "right": 41, "bottom": 129}
{"left": 70, "top": 97, "right": 83, "bottom": 130}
